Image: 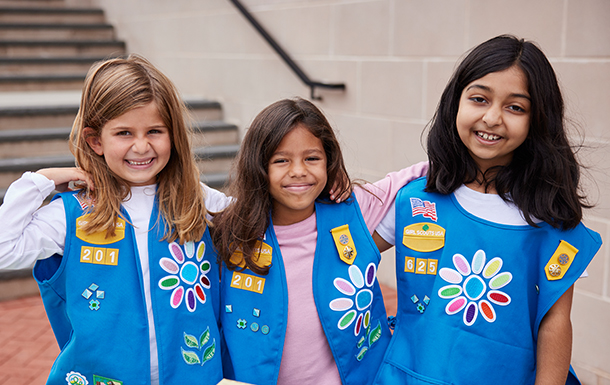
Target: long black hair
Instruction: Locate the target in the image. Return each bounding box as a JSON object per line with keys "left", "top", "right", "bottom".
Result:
{"left": 426, "top": 34, "right": 588, "bottom": 229}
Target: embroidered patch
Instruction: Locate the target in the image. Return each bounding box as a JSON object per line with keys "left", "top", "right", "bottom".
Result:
{"left": 92, "top": 375, "right": 122, "bottom": 385}
{"left": 229, "top": 240, "right": 273, "bottom": 269}
{"left": 410, "top": 197, "right": 437, "bottom": 221}
{"left": 250, "top": 322, "right": 259, "bottom": 332}
{"left": 66, "top": 371, "right": 88, "bottom": 385}
{"left": 225, "top": 305, "right": 233, "bottom": 313}
{"left": 261, "top": 325, "right": 270, "bottom": 335}
{"left": 89, "top": 300, "right": 100, "bottom": 311}
{"left": 355, "top": 320, "right": 382, "bottom": 361}
{"left": 83, "top": 283, "right": 104, "bottom": 310}
{"left": 402, "top": 223, "right": 445, "bottom": 252}
{"left": 158, "top": 241, "right": 211, "bottom": 312}
{"left": 237, "top": 319, "right": 247, "bottom": 329}
{"left": 544, "top": 240, "right": 578, "bottom": 281}
{"left": 331, "top": 224, "right": 358, "bottom": 265}
{"left": 230, "top": 271, "right": 265, "bottom": 294}
{"left": 75, "top": 214, "right": 125, "bottom": 245}
{"left": 329, "top": 263, "right": 376, "bottom": 336}
{"left": 438, "top": 250, "right": 512, "bottom": 326}
{"left": 253, "top": 308, "right": 261, "bottom": 317}
{"left": 80, "top": 246, "right": 119, "bottom": 266}
{"left": 72, "top": 194, "right": 90, "bottom": 211}
{"left": 181, "top": 328, "right": 216, "bottom": 366}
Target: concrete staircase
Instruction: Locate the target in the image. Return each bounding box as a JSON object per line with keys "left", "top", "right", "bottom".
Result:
{"left": 0, "top": 0, "right": 240, "bottom": 300}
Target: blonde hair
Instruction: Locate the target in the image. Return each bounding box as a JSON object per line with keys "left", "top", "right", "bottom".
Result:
{"left": 70, "top": 54, "right": 209, "bottom": 243}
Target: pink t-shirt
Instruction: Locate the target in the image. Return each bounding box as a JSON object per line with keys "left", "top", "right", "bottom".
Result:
{"left": 274, "top": 162, "right": 427, "bottom": 385}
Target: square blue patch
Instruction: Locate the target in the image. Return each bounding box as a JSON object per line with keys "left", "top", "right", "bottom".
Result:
{"left": 82, "top": 289, "right": 92, "bottom": 299}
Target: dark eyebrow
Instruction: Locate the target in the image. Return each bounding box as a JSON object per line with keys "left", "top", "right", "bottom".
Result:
{"left": 466, "top": 84, "right": 531, "bottom": 101}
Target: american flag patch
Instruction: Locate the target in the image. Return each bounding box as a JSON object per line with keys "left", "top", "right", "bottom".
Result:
{"left": 410, "top": 197, "right": 437, "bottom": 221}
{"left": 72, "top": 194, "right": 89, "bottom": 211}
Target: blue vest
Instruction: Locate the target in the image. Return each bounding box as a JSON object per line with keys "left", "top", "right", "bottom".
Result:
{"left": 221, "top": 196, "right": 391, "bottom": 384}
{"left": 34, "top": 191, "right": 222, "bottom": 385}
{"left": 374, "top": 178, "right": 602, "bottom": 385}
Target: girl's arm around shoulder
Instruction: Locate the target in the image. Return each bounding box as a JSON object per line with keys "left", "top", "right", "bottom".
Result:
{"left": 535, "top": 285, "right": 574, "bottom": 385}
{"left": 354, "top": 161, "right": 428, "bottom": 233}
{"left": 0, "top": 171, "right": 71, "bottom": 269}
{"left": 201, "top": 182, "right": 233, "bottom": 214}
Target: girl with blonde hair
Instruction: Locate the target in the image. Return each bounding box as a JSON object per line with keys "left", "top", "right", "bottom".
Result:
{"left": 0, "top": 54, "right": 229, "bottom": 384}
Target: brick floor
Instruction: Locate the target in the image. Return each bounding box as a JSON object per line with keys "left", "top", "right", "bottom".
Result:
{"left": 0, "top": 286, "right": 398, "bottom": 383}
{"left": 0, "top": 295, "right": 59, "bottom": 383}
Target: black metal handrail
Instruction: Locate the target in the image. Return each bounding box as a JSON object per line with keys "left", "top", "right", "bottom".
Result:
{"left": 228, "top": 0, "right": 345, "bottom": 100}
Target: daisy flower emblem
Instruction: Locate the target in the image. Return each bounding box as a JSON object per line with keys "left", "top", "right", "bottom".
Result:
{"left": 438, "top": 250, "right": 512, "bottom": 326}
{"left": 329, "top": 263, "right": 376, "bottom": 336}
{"left": 158, "top": 240, "right": 212, "bottom": 312}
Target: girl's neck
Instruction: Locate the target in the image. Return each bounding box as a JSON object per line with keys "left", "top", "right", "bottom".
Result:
{"left": 466, "top": 170, "right": 498, "bottom": 194}
{"left": 465, "top": 181, "right": 497, "bottom": 194}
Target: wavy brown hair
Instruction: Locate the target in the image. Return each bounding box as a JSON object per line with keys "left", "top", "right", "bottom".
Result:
{"left": 212, "top": 98, "right": 351, "bottom": 275}
{"left": 71, "top": 54, "right": 209, "bottom": 243}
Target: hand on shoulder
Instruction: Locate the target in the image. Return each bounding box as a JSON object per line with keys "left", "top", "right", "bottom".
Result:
{"left": 36, "top": 167, "right": 94, "bottom": 193}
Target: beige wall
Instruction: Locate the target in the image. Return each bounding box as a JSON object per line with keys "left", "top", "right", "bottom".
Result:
{"left": 92, "top": 0, "right": 609, "bottom": 381}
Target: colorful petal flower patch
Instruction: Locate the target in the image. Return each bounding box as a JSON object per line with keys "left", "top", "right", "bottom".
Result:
{"left": 158, "top": 241, "right": 211, "bottom": 312}
{"left": 438, "top": 250, "right": 512, "bottom": 326}
{"left": 330, "top": 263, "right": 376, "bottom": 336}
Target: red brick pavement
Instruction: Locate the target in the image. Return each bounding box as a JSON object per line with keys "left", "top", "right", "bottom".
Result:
{"left": 0, "top": 295, "right": 59, "bottom": 383}
{"left": 0, "top": 286, "right": 398, "bottom": 384}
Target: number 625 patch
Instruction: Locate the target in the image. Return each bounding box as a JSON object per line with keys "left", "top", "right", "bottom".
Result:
{"left": 405, "top": 257, "right": 438, "bottom": 275}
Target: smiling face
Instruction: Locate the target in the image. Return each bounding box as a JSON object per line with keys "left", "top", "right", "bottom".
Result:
{"left": 456, "top": 65, "right": 531, "bottom": 175}
{"left": 86, "top": 102, "right": 171, "bottom": 186}
{"left": 268, "top": 124, "right": 328, "bottom": 226}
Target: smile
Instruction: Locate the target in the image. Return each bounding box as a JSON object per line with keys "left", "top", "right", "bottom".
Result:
{"left": 476, "top": 131, "right": 501, "bottom": 141}
{"left": 126, "top": 159, "right": 153, "bottom": 165}
{"left": 284, "top": 183, "right": 313, "bottom": 192}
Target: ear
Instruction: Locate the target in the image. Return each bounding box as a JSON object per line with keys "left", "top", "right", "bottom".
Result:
{"left": 84, "top": 127, "right": 104, "bottom": 156}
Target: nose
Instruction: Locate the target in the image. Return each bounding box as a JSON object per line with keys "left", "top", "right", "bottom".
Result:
{"left": 289, "top": 161, "right": 307, "bottom": 177}
{"left": 132, "top": 136, "right": 150, "bottom": 154}
{"left": 482, "top": 105, "right": 502, "bottom": 127}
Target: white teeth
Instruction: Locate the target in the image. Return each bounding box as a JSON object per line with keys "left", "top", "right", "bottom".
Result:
{"left": 477, "top": 132, "right": 500, "bottom": 141}
{"left": 127, "top": 159, "right": 153, "bottom": 165}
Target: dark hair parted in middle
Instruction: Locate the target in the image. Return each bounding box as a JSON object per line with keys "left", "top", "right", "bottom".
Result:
{"left": 212, "top": 97, "right": 351, "bottom": 274}
{"left": 426, "top": 34, "right": 587, "bottom": 229}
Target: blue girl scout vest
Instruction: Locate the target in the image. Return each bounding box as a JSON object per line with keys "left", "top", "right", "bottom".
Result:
{"left": 33, "top": 190, "right": 222, "bottom": 385}
{"left": 221, "top": 196, "right": 391, "bottom": 385}
{"left": 374, "top": 178, "right": 602, "bottom": 385}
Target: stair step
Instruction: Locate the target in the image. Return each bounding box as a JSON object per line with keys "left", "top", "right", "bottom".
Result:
{"left": 0, "top": 56, "right": 110, "bottom": 74}
{"left": 0, "top": 40, "right": 125, "bottom": 58}
{"left": 0, "top": 7, "right": 105, "bottom": 24}
{"left": 0, "top": 23, "right": 115, "bottom": 40}
{"left": 0, "top": 73, "right": 85, "bottom": 90}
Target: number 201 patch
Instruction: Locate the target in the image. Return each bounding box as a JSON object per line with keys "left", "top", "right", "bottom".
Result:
{"left": 230, "top": 271, "right": 265, "bottom": 294}
{"left": 80, "top": 246, "right": 119, "bottom": 266}
{"left": 404, "top": 256, "right": 437, "bottom": 275}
